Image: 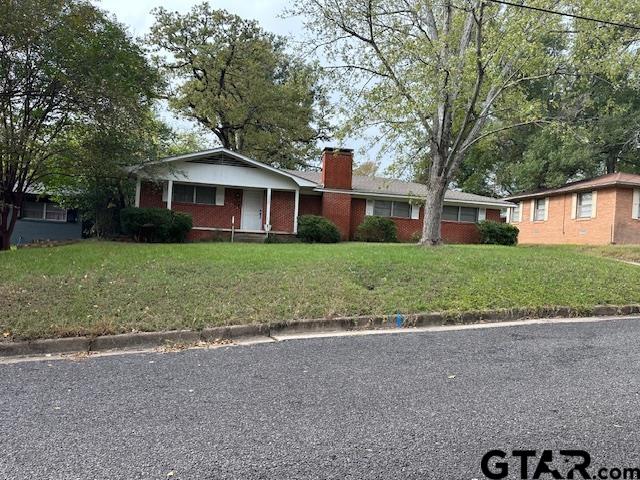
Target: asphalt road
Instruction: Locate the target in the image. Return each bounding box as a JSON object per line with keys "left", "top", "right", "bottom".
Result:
{"left": 3, "top": 319, "right": 640, "bottom": 480}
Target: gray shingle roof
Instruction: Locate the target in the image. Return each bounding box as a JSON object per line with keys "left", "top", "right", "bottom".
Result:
{"left": 286, "top": 170, "right": 513, "bottom": 207}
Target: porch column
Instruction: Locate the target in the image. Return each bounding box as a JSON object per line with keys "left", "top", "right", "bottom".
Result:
{"left": 135, "top": 177, "right": 141, "bottom": 207}
{"left": 166, "top": 180, "right": 173, "bottom": 210}
{"left": 293, "top": 188, "right": 300, "bottom": 234}
{"left": 265, "top": 187, "right": 272, "bottom": 229}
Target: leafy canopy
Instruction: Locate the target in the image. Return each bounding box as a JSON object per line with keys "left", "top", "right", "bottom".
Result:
{"left": 293, "top": 0, "right": 640, "bottom": 243}
{"left": 148, "top": 3, "right": 332, "bottom": 168}
{"left": 0, "top": 0, "right": 158, "bottom": 248}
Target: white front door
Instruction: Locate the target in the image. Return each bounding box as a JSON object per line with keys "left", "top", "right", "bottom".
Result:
{"left": 241, "top": 190, "right": 263, "bottom": 230}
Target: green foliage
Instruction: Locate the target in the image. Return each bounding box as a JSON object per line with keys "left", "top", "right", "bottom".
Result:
{"left": 0, "top": 0, "right": 158, "bottom": 249}
{"left": 292, "top": 0, "right": 640, "bottom": 242}
{"left": 296, "top": 215, "right": 341, "bottom": 243}
{"left": 356, "top": 216, "right": 398, "bottom": 243}
{"left": 147, "top": 3, "right": 332, "bottom": 168}
{"left": 45, "top": 116, "right": 211, "bottom": 238}
{"left": 120, "top": 207, "right": 193, "bottom": 243}
{"left": 477, "top": 221, "right": 519, "bottom": 246}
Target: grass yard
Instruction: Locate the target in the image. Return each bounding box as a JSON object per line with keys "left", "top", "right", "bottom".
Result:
{"left": 2, "top": 241, "right": 640, "bottom": 340}
{"left": 580, "top": 245, "right": 640, "bottom": 264}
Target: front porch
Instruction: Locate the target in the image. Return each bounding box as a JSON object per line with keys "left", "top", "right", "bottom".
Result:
{"left": 136, "top": 180, "right": 301, "bottom": 236}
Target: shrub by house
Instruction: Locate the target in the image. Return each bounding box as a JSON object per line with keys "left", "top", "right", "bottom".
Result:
{"left": 478, "top": 220, "right": 519, "bottom": 246}
{"left": 121, "top": 207, "right": 193, "bottom": 243}
{"left": 296, "top": 215, "right": 340, "bottom": 243}
{"left": 356, "top": 216, "right": 398, "bottom": 242}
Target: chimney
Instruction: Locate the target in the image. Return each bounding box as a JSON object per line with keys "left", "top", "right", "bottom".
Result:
{"left": 321, "top": 147, "right": 353, "bottom": 190}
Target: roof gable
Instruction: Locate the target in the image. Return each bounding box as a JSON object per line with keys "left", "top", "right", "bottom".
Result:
{"left": 134, "top": 148, "right": 317, "bottom": 188}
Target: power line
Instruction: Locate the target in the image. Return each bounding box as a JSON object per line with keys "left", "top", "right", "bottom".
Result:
{"left": 484, "top": 0, "right": 640, "bottom": 31}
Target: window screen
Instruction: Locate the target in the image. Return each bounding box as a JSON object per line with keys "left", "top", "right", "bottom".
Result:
{"left": 392, "top": 202, "right": 411, "bottom": 218}
{"left": 22, "top": 201, "right": 44, "bottom": 219}
{"left": 374, "top": 200, "right": 392, "bottom": 217}
{"left": 442, "top": 206, "right": 459, "bottom": 221}
{"left": 45, "top": 203, "right": 66, "bottom": 221}
{"left": 195, "top": 186, "right": 216, "bottom": 205}
{"left": 577, "top": 192, "right": 592, "bottom": 218}
{"left": 459, "top": 207, "right": 478, "bottom": 223}
{"left": 534, "top": 198, "right": 546, "bottom": 221}
{"left": 173, "top": 184, "right": 194, "bottom": 203}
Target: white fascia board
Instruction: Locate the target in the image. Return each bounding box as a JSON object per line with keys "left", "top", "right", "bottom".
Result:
{"left": 317, "top": 187, "right": 513, "bottom": 208}
{"left": 443, "top": 200, "right": 516, "bottom": 209}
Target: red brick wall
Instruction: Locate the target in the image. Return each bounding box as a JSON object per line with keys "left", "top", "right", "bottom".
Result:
{"left": 172, "top": 188, "right": 243, "bottom": 229}
{"left": 139, "top": 182, "right": 243, "bottom": 230}
{"left": 349, "top": 200, "right": 500, "bottom": 243}
{"left": 349, "top": 198, "right": 423, "bottom": 241}
{"left": 139, "top": 182, "right": 165, "bottom": 208}
{"left": 350, "top": 198, "right": 367, "bottom": 239}
{"left": 299, "top": 194, "right": 322, "bottom": 216}
{"left": 441, "top": 222, "right": 480, "bottom": 243}
{"left": 141, "top": 180, "right": 499, "bottom": 244}
{"left": 321, "top": 149, "right": 353, "bottom": 190}
{"left": 270, "top": 190, "right": 295, "bottom": 233}
{"left": 486, "top": 209, "right": 501, "bottom": 221}
{"left": 322, "top": 192, "right": 352, "bottom": 240}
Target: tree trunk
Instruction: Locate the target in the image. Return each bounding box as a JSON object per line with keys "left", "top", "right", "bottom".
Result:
{"left": 0, "top": 202, "right": 16, "bottom": 251}
{"left": 419, "top": 179, "right": 448, "bottom": 246}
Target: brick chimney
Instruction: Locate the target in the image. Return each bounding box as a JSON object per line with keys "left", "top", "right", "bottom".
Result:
{"left": 321, "top": 147, "right": 353, "bottom": 190}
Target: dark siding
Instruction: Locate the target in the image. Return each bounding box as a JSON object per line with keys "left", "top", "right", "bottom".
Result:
{"left": 10, "top": 219, "right": 82, "bottom": 245}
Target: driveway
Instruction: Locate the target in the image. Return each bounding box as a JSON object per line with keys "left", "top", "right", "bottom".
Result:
{"left": 3, "top": 319, "right": 640, "bottom": 479}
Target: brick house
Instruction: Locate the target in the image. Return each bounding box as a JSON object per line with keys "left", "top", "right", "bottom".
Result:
{"left": 133, "top": 147, "right": 511, "bottom": 242}
{"left": 506, "top": 172, "right": 640, "bottom": 245}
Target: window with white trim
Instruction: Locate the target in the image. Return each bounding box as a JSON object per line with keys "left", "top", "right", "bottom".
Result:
{"left": 512, "top": 202, "right": 521, "bottom": 222}
{"left": 21, "top": 201, "right": 67, "bottom": 222}
{"left": 172, "top": 184, "right": 217, "bottom": 205}
{"left": 372, "top": 200, "right": 411, "bottom": 218}
{"left": 534, "top": 198, "right": 546, "bottom": 221}
{"left": 577, "top": 192, "right": 592, "bottom": 218}
{"left": 442, "top": 205, "right": 479, "bottom": 223}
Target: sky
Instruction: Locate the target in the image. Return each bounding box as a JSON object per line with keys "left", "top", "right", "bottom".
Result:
{"left": 94, "top": 0, "right": 380, "bottom": 166}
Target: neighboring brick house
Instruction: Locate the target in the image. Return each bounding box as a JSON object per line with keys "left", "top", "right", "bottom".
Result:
{"left": 506, "top": 172, "right": 640, "bottom": 245}
{"left": 133, "top": 147, "right": 510, "bottom": 242}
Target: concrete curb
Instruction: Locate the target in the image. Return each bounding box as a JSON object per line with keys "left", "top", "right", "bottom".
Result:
{"left": 3, "top": 304, "right": 640, "bottom": 358}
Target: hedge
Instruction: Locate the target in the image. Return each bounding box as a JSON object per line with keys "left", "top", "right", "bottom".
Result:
{"left": 477, "top": 220, "right": 519, "bottom": 246}
{"left": 355, "top": 216, "right": 398, "bottom": 242}
{"left": 120, "top": 207, "right": 193, "bottom": 243}
{"left": 296, "top": 215, "right": 341, "bottom": 243}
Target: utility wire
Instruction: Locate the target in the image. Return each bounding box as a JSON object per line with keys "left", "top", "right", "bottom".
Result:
{"left": 484, "top": 0, "right": 640, "bottom": 31}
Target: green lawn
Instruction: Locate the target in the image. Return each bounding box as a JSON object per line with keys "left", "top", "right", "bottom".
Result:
{"left": 2, "top": 241, "right": 640, "bottom": 340}
{"left": 580, "top": 245, "right": 640, "bottom": 264}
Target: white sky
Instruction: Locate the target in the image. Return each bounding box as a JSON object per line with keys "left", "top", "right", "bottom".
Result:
{"left": 95, "top": 0, "right": 383, "bottom": 167}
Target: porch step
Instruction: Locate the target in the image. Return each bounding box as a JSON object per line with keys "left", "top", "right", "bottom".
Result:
{"left": 230, "top": 232, "right": 299, "bottom": 243}
{"left": 231, "top": 232, "right": 268, "bottom": 243}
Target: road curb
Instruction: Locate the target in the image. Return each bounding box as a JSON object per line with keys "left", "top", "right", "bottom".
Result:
{"left": 3, "top": 304, "right": 640, "bottom": 357}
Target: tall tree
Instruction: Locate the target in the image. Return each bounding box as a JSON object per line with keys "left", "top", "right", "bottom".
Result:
{"left": 0, "top": 0, "right": 157, "bottom": 250}
{"left": 353, "top": 159, "right": 381, "bottom": 177}
{"left": 45, "top": 115, "right": 201, "bottom": 238}
{"left": 147, "top": 3, "right": 332, "bottom": 169}
{"left": 458, "top": 71, "right": 640, "bottom": 196}
{"left": 294, "top": 0, "right": 640, "bottom": 245}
